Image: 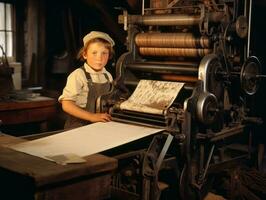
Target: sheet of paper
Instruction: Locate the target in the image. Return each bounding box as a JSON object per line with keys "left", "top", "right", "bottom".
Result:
{"left": 45, "top": 153, "right": 87, "bottom": 165}
{"left": 9, "top": 121, "right": 163, "bottom": 162}
{"left": 119, "top": 80, "right": 184, "bottom": 115}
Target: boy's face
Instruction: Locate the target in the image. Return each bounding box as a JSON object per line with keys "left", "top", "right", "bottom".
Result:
{"left": 83, "top": 42, "right": 110, "bottom": 71}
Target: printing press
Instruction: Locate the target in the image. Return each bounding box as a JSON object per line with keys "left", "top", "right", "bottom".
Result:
{"left": 97, "top": 0, "right": 264, "bottom": 199}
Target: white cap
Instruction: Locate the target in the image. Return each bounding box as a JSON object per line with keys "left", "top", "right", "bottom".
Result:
{"left": 83, "top": 31, "right": 115, "bottom": 47}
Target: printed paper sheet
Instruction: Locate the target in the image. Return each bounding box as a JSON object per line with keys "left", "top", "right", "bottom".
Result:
{"left": 119, "top": 80, "right": 184, "bottom": 115}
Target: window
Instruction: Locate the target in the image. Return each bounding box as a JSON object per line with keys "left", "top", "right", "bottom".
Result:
{"left": 0, "top": 2, "right": 14, "bottom": 57}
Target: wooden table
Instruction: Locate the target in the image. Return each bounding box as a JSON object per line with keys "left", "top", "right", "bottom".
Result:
{"left": 0, "top": 133, "right": 118, "bottom": 200}
{"left": 0, "top": 96, "right": 57, "bottom": 125}
{"left": 0, "top": 96, "right": 58, "bottom": 134}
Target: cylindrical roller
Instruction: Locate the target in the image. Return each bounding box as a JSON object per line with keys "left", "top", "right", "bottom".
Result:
{"left": 139, "top": 47, "right": 212, "bottom": 57}
{"left": 150, "top": 0, "right": 167, "bottom": 9}
{"left": 135, "top": 33, "right": 211, "bottom": 48}
{"left": 126, "top": 62, "right": 198, "bottom": 75}
{"left": 150, "top": 0, "right": 168, "bottom": 14}
{"left": 161, "top": 74, "right": 198, "bottom": 83}
{"left": 127, "top": 14, "right": 201, "bottom": 26}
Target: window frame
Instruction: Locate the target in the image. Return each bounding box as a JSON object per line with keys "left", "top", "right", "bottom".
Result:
{"left": 0, "top": 1, "right": 15, "bottom": 60}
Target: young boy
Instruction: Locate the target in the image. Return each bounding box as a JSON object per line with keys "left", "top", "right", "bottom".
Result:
{"left": 59, "top": 31, "right": 114, "bottom": 129}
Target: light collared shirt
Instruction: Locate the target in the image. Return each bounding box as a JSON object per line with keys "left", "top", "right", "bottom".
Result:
{"left": 58, "top": 63, "right": 113, "bottom": 108}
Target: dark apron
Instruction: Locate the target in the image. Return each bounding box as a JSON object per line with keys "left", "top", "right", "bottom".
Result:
{"left": 64, "top": 66, "right": 111, "bottom": 129}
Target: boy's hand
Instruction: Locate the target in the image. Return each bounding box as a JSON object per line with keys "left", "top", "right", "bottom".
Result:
{"left": 90, "top": 113, "right": 112, "bottom": 122}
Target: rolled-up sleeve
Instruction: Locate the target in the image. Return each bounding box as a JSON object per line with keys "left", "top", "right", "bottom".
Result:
{"left": 58, "top": 69, "right": 88, "bottom": 107}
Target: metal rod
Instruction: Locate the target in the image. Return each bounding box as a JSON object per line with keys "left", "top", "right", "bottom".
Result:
{"left": 142, "top": 0, "right": 145, "bottom": 15}
{"left": 256, "top": 74, "right": 266, "bottom": 78}
{"left": 201, "top": 145, "right": 215, "bottom": 183}
{"left": 156, "top": 134, "right": 174, "bottom": 170}
{"left": 247, "top": 0, "right": 252, "bottom": 58}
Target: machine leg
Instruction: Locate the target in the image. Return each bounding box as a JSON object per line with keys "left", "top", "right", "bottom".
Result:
{"left": 142, "top": 133, "right": 174, "bottom": 200}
